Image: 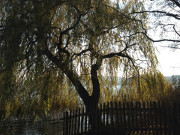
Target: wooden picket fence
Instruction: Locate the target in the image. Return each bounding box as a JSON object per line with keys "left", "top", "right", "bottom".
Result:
{"left": 63, "top": 101, "right": 180, "bottom": 135}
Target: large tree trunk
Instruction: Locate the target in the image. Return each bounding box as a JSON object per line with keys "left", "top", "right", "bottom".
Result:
{"left": 85, "top": 96, "right": 101, "bottom": 130}
{"left": 43, "top": 49, "right": 102, "bottom": 129}
{"left": 87, "top": 64, "right": 100, "bottom": 108}
{"left": 84, "top": 64, "right": 102, "bottom": 132}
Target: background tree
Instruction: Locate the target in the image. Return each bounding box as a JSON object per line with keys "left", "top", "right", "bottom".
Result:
{"left": 116, "top": 70, "right": 173, "bottom": 102}
{"left": 0, "top": 0, "right": 158, "bottom": 118}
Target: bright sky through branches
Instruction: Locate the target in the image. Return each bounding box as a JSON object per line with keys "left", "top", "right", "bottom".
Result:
{"left": 145, "top": 0, "right": 180, "bottom": 76}
{"left": 156, "top": 45, "right": 180, "bottom": 76}
{"left": 112, "top": 0, "right": 180, "bottom": 76}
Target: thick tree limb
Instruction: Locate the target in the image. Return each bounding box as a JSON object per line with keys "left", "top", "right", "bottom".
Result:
{"left": 103, "top": 52, "right": 132, "bottom": 60}
{"left": 102, "top": 51, "right": 137, "bottom": 70}
{"left": 72, "top": 48, "right": 92, "bottom": 59}
{"left": 42, "top": 48, "right": 90, "bottom": 104}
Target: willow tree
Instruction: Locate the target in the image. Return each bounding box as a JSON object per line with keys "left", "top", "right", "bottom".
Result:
{"left": 0, "top": 0, "right": 157, "bottom": 114}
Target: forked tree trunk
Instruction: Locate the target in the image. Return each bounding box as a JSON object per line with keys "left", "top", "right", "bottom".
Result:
{"left": 44, "top": 50, "right": 102, "bottom": 131}
{"left": 83, "top": 64, "right": 103, "bottom": 132}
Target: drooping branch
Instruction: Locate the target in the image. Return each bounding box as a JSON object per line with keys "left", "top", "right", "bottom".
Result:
{"left": 167, "top": 45, "right": 180, "bottom": 49}
{"left": 56, "top": 2, "right": 91, "bottom": 60}
{"left": 59, "top": 15, "right": 82, "bottom": 39}
{"left": 132, "top": 10, "right": 180, "bottom": 20}
{"left": 124, "top": 30, "right": 180, "bottom": 43}
{"left": 132, "top": 1, "right": 180, "bottom": 48}
{"left": 142, "top": 32, "right": 180, "bottom": 43}
{"left": 57, "top": 4, "right": 84, "bottom": 55}
{"left": 172, "top": 24, "right": 180, "bottom": 37}
{"left": 58, "top": 0, "right": 91, "bottom": 44}
{"left": 0, "top": 25, "right": 4, "bottom": 38}
{"left": 157, "top": 23, "right": 180, "bottom": 37}
{"left": 168, "top": 0, "right": 180, "bottom": 8}
{"left": 102, "top": 51, "right": 137, "bottom": 71}
{"left": 57, "top": 16, "right": 81, "bottom": 53}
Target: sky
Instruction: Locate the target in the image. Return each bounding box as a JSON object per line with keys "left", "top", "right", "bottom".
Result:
{"left": 156, "top": 45, "right": 180, "bottom": 76}
{"left": 146, "top": 0, "right": 180, "bottom": 76}
{"left": 110, "top": 0, "right": 180, "bottom": 76}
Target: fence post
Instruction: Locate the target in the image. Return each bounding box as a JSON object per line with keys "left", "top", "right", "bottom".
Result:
{"left": 118, "top": 102, "right": 123, "bottom": 130}
{"left": 176, "top": 103, "right": 180, "bottom": 135}
{"left": 142, "top": 102, "right": 147, "bottom": 134}
{"left": 158, "top": 102, "right": 162, "bottom": 135}
{"left": 99, "top": 104, "right": 103, "bottom": 134}
{"left": 71, "top": 110, "right": 75, "bottom": 135}
{"left": 114, "top": 102, "right": 119, "bottom": 134}
{"left": 130, "top": 101, "right": 135, "bottom": 133}
{"left": 172, "top": 102, "right": 179, "bottom": 135}
{"left": 102, "top": 102, "right": 106, "bottom": 134}
{"left": 162, "top": 102, "right": 167, "bottom": 134}
{"left": 135, "top": 102, "right": 138, "bottom": 132}
{"left": 167, "top": 102, "right": 171, "bottom": 135}
{"left": 126, "top": 102, "right": 130, "bottom": 132}
{"left": 84, "top": 107, "right": 88, "bottom": 133}
{"left": 77, "top": 108, "right": 81, "bottom": 134}
{"left": 110, "top": 101, "right": 114, "bottom": 134}
{"left": 122, "top": 102, "right": 126, "bottom": 132}
{"left": 63, "top": 112, "right": 66, "bottom": 135}
{"left": 107, "top": 102, "right": 110, "bottom": 127}
{"left": 74, "top": 109, "right": 78, "bottom": 134}
{"left": 139, "top": 102, "right": 143, "bottom": 134}
{"left": 69, "top": 111, "right": 72, "bottom": 135}
{"left": 81, "top": 108, "right": 84, "bottom": 134}
{"left": 103, "top": 103, "right": 106, "bottom": 128}
{"left": 153, "top": 102, "right": 158, "bottom": 135}
{"left": 95, "top": 107, "right": 99, "bottom": 135}
{"left": 65, "top": 111, "right": 69, "bottom": 135}
{"left": 150, "top": 101, "right": 154, "bottom": 133}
